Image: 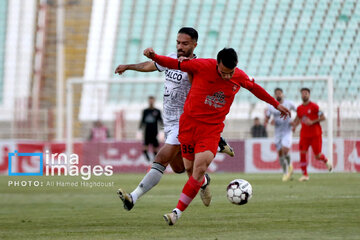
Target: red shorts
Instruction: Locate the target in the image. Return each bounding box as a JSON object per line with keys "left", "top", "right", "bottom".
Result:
{"left": 178, "top": 114, "right": 224, "bottom": 161}
{"left": 299, "top": 135, "right": 322, "bottom": 155}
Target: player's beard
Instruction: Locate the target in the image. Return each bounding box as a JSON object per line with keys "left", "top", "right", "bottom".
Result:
{"left": 276, "top": 97, "right": 282, "bottom": 102}
{"left": 177, "top": 49, "right": 191, "bottom": 58}
{"left": 302, "top": 96, "right": 309, "bottom": 102}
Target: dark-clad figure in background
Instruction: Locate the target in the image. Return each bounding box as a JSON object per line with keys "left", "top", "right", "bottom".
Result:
{"left": 140, "top": 96, "right": 163, "bottom": 161}
{"left": 251, "top": 117, "right": 267, "bottom": 138}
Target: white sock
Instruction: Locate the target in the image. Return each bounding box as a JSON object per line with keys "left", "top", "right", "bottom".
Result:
{"left": 217, "top": 146, "right": 220, "bottom": 152}
{"left": 130, "top": 162, "right": 165, "bottom": 204}
{"left": 173, "top": 208, "right": 182, "bottom": 218}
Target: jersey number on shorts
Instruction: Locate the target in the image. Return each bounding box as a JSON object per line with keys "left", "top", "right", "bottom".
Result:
{"left": 182, "top": 144, "right": 194, "bottom": 154}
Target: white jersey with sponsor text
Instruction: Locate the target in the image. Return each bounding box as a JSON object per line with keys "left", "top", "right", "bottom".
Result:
{"left": 266, "top": 99, "right": 296, "bottom": 133}
{"left": 155, "top": 52, "right": 192, "bottom": 127}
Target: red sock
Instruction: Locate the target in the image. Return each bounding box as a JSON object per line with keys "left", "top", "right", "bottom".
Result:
{"left": 317, "top": 153, "right": 328, "bottom": 163}
{"left": 176, "top": 176, "right": 203, "bottom": 212}
{"left": 300, "top": 152, "right": 308, "bottom": 176}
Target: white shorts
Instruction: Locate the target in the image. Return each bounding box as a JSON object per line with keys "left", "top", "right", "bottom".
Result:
{"left": 274, "top": 130, "right": 292, "bottom": 151}
{"left": 164, "top": 124, "right": 180, "bottom": 145}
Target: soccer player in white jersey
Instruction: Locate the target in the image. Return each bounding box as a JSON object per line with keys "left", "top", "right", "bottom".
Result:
{"left": 114, "top": 27, "right": 234, "bottom": 211}
{"left": 265, "top": 88, "right": 296, "bottom": 181}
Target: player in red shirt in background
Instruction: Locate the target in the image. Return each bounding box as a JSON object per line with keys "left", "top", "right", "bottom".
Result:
{"left": 144, "top": 47, "right": 291, "bottom": 225}
{"left": 292, "top": 88, "right": 333, "bottom": 182}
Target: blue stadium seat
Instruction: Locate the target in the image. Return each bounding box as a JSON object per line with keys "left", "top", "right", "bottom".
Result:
{"left": 109, "top": 0, "right": 360, "bottom": 103}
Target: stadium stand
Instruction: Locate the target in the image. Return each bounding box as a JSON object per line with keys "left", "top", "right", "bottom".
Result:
{"left": 109, "top": 0, "right": 359, "bottom": 104}
{"left": 0, "top": 0, "right": 359, "bottom": 139}
{"left": 91, "top": 0, "right": 359, "bottom": 138}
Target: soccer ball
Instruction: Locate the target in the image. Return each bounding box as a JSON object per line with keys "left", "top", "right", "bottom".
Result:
{"left": 226, "top": 179, "right": 253, "bottom": 205}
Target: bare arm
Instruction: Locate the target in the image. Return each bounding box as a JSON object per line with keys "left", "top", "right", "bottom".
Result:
{"left": 303, "top": 112, "right": 325, "bottom": 126}
{"left": 292, "top": 115, "right": 300, "bottom": 132}
{"left": 312, "top": 113, "right": 325, "bottom": 124}
{"left": 115, "top": 61, "right": 157, "bottom": 75}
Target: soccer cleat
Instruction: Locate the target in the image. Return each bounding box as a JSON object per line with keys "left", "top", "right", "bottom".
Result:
{"left": 287, "top": 164, "right": 294, "bottom": 179}
{"left": 218, "top": 137, "right": 235, "bottom": 157}
{"left": 326, "top": 161, "right": 333, "bottom": 172}
{"left": 200, "top": 173, "right": 212, "bottom": 206}
{"left": 163, "top": 211, "right": 178, "bottom": 226}
{"left": 117, "top": 188, "right": 134, "bottom": 211}
{"left": 282, "top": 174, "right": 289, "bottom": 182}
{"left": 298, "top": 175, "right": 310, "bottom": 182}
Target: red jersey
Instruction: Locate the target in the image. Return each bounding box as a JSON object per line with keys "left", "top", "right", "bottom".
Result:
{"left": 151, "top": 55, "right": 279, "bottom": 125}
{"left": 297, "top": 101, "right": 322, "bottom": 137}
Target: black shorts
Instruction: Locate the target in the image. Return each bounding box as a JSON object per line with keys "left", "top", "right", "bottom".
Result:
{"left": 144, "top": 133, "right": 159, "bottom": 147}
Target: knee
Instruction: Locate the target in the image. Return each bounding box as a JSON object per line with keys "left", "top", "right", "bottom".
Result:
{"left": 173, "top": 166, "right": 185, "bottom": 174}
{"left": 154, "top": 152, "right": 170, "bottom": 166}
{"left": 193, "top": 166, "right": 207, "bottom": 179}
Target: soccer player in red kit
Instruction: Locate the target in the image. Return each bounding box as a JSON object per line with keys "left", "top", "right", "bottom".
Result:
{"left": 144, "top": 47, "right": 291, "bottom": 225}
{"left": 292, "top": 88, "right": 333, "bottom": 182}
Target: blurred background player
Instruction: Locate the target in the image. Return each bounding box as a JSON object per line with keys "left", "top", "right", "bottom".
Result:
{"left": 115, "top": 27, "right": 234, "bottom": 211}
{"left": 292, "top": 88, "right": 333, "bottom": 182}
{"left": 144, "top": 47, "right": 291, "bottom": 225}
{"left": 88, "top": 120, "right": 110, "bottom": 141}
{"left": 251, "top": 117, "right": 267, "bottom": 138}
{"left": 265, "top": 88, "right": 296, "bottom": 181}
{"left": 139, "top": 96, "right": 163, "bottom": 162}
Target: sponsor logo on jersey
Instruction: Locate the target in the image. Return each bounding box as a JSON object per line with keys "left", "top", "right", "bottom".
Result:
{"left": 205, "top": 91, "right": 226, "bottom": 108}
{"left": 165, "top": 70, "right": 183, "bottom": 82}
{"left": 232, "top": 85, "right": 238, "bottom": 92}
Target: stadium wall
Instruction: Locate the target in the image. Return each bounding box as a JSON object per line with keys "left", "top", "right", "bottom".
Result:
{"left": 1, "top": 139, "right": 359, "bottom": 175}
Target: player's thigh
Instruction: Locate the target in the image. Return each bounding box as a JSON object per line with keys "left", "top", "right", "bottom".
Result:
{"left": 299, "top": 137, "right": 311, "bottom": 152}
{"left": 310, "top": 135, "right": 322, "bottom": 155}
{"left": 281, "top": 131, "right": 292, "bottom": 151}
{"left": 164, "top": 124, "right": 180, "bottom": 145}
{"left": 183, "top": 157, "right": 194, "bottom": 177}
{"left": 154, "top": 143, "right": 181, "bottom": 167}
{"left": 169, "top": 150, "right": 185, "bottom": 173}
{"left": 274, "top": 132, "right": 282, "bottom": 151}
{"left": 192, "top": 150, "right": 215, "bottom": 181}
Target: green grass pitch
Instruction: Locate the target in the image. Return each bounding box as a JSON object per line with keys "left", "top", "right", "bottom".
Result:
{"left": 1, "top": 173, "right": 359, "bottom": 240}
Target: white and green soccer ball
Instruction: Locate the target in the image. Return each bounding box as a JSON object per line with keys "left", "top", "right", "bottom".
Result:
{"left": 226, "top": 179, "right": 253, "bottom": 205}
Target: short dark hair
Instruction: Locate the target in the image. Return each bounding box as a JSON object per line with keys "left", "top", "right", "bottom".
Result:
{"left": 148, "top": 96, "right": 155, "bottom": 99}
{"left": 274, "top": 87, "right": 283, "bottom": 93}
{"left": 300, "top": 87, "right": 311, "bottom": 93}
{"left": 217, "top": 48, "right": 238, "bottom": 69}
{"left": 178, "top": 27, "right": 198, "bottom": 42}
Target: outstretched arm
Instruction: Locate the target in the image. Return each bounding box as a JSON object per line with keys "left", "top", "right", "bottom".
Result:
{"left": 248, "top": 83, "right": 291, "bottom": 119}
{"left": 143, "top": 48, "right": 198, "bottom": 74}
{"left": 115, "top": 61, "right": 157, "bottom": 75}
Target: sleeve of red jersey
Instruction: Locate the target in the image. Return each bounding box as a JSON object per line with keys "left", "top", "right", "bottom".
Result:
{"left": 296, "top": 106, "right": 301, "bottom": 118}
{"left": 238, "top": 72, "right": 279, "bottom": 108}
{"left": 250, "top": 83, "right": 279, "bottom": 108}
{"left": 151, "top": 54, "right": 200, "bottom": 74}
